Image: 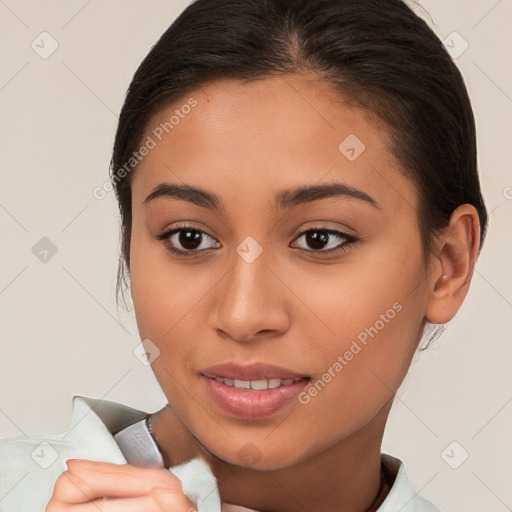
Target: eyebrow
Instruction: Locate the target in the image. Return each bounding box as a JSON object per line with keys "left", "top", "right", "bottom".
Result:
{"left": 143, "top": 181, "right": 381, "bottom": 210}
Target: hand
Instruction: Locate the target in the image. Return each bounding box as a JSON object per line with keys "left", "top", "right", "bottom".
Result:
{"left": 46, "top": 459, "right": 198, "bottom": 511}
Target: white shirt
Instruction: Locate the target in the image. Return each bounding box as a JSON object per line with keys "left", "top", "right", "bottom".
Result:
{"left": 0, "top": 395, "right": 441, "bottom": 512}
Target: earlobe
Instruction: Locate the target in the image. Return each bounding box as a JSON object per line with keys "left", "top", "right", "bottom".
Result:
{"left": 425, "top": 204, "right": 481, "bottom": 324}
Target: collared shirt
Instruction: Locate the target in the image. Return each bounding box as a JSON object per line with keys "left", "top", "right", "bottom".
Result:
{"left": 0, "top": 395, "right": 442, "bottom": 512}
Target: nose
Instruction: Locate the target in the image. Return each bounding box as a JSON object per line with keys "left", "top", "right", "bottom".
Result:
{"left": 208, "top": 243, "right": 290, "bottom": 344}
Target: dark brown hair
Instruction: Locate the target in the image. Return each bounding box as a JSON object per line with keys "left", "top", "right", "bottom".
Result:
{"left": 110, "top": 0, "right": 488, "bottom": 310}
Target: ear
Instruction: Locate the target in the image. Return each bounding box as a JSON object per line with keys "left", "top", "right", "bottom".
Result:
{"left": 425, "top": 204, "right": 481, "bottom": 324}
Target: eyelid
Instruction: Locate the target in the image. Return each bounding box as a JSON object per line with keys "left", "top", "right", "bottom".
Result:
{"left": 156, "top": 223, "right": 358, "bottom": 257}
{"left": 156, "top": 221, "right": 217, "bottom": 241}
{"left": 155, "top": 223, "right": 220, "bottom": 257}
{"left": 291, "top": 226, "right": 357, "bottom": 254}
{"left": 292, "top": 221, "right": 357, "bottom": 239}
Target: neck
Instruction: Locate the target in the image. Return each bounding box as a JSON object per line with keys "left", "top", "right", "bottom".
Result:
{"left": 151, "top": 399, "right": 394, "bottom": 512}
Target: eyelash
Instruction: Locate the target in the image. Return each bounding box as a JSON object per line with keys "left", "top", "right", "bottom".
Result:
{"left": 156, "top": 223, "right": 358, "bottom": 257}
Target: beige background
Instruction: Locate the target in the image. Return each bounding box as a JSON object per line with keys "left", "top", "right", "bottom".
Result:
{"left": 0, "top": 0, "right": 511, "bottom": 510}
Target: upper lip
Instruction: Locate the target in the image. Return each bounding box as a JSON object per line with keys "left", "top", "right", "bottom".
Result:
{"left": 201, "top": 362, "right": 309, "bottom": 381}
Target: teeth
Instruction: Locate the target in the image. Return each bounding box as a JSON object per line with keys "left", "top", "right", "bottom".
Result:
{"left": 268, "top": 378, "right": 282, "bottom": 388}
{"left": 234, "top": 379, "right": 251, "bottom": 389}
{"left": 213, "top": 377, "right": 304, "bottom": 390}
{"left": 250, "top": 379, "right": 268, "bottom": 391}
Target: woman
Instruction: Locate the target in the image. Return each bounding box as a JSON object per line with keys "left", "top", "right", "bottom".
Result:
{"left": 0, "top": 0, "right": 487, "bottom": 510}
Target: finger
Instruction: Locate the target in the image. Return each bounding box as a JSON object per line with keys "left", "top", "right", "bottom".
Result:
{"left": 48, "top": 493, "right": 198, "bottom": 512}
{"left": 52, "top": 459, "right": 184, "bottom": 504}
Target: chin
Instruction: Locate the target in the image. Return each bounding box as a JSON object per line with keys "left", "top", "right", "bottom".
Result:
{"left": 200, "top": 435, "right": 307, "bottom": 471}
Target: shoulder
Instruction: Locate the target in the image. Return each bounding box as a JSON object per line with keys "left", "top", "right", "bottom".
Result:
{"left": 0, "top": 395, "right": 147, "bottom": 512}
{"left": 378, "top": 454, "right": 443, "bottom": 512}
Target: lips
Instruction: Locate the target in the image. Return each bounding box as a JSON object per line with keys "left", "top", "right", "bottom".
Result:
{"left": 203, "top": 375, "right": 310, "bottom": 419}
{"left": 201, "top": 362, "right": 309, "bottom": 381}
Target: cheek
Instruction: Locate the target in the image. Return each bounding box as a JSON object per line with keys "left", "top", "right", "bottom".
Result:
{"left": 129, "top": 231, "right": 217, "bottom": 375}
{"left": 294, "top": 235, "right": 424, "bottom": 344}
{"left": 130, "top": 226, "right": 194, "bottom": 335}
{"left": 292, "top": 241, "right": 426, "bottom": 408}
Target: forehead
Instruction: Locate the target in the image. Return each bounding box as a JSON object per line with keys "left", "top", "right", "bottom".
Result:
{"left": 132, "top": 74, "right": 416, "bottom": 215}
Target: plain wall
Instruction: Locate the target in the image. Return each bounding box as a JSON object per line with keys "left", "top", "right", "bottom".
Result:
{"left": 0, "top": 1, "right": 511, "bottom": 510}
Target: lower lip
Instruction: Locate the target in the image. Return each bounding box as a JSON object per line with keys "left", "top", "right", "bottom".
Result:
{"left": 203, "top": 376, "right": 309, "bottom": 420}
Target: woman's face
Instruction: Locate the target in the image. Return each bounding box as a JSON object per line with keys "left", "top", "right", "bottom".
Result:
{"left": 129, "top": 74, "right": 433, "bottom": 470}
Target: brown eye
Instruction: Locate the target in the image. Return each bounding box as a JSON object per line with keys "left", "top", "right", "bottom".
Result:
{"left": 156, "top": 225, "right": 220, "bottom": 255}
{"left": 293, "top": 228, "right": 357, "bottom": 254}
{"left": 176, "top": 229, "right": 203, "bottom": 250}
